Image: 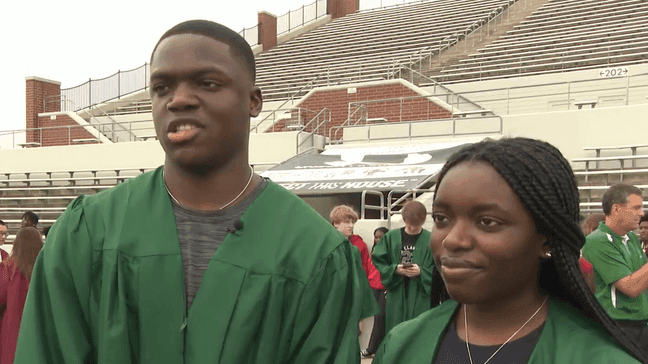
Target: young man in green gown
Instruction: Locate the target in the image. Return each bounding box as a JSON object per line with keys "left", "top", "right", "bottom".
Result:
{"left": 15, "top": 20, "right": 376, "bottom": 364}
{"left": 371, "top": 200, "right": 434, "bottom": 335}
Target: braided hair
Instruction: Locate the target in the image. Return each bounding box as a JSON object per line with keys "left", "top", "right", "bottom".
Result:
{"left": 430, "top": 137, "right": 644, "bottom": 361}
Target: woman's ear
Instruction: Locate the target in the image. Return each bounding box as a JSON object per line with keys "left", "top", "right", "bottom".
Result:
{"left": 538, "top": 236, "right": 550, "bottom": 259}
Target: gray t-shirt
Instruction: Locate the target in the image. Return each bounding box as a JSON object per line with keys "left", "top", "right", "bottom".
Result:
{"left": 170, "top": 179, "right": 267, "bottom": 308}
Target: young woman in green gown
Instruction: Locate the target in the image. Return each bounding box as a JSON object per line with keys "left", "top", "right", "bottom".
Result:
{"left": 373, "top": 137, "right": 644, "bottom": 364}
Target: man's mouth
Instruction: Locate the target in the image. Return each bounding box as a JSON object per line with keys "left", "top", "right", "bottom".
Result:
{"left": 168, "top": 123, "right": 199, "bottom": 143}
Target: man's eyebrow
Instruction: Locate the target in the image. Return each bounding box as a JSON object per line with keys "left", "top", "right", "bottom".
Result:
{"left": 150, "top": 67, "right": 229, "bottom": 81}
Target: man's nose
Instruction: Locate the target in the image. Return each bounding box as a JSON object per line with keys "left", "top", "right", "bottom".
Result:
{"left": 167, "top": 83, "right": 199, "bottom": 111}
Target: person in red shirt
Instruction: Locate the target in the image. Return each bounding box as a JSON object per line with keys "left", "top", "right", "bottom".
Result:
{"left": 580, "top": 213, "right": 606, "bottom": 293}
{"left": 0, "top": 227, "right": 42, "bottom": 364}
{"left": 329, "top": 205, "right": 384, "bottom": 354}
{"left": 329, "top": 205, "right": 384, "bottom": 291}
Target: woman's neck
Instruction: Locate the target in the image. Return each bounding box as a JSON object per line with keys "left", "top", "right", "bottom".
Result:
{"left": 456, "top": 291, "right": 549, "bottom": 346}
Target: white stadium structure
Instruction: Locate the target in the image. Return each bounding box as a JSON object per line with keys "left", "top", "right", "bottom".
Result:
{"left": 3, "top": 0, "right": 648, "bottom": 253}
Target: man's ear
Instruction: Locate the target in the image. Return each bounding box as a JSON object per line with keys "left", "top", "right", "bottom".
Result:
{"left": 249, "top": 86, "right": 263, "bottom": 118}
{"left": 610, "top": 203, "right": 621, "bottom": 217}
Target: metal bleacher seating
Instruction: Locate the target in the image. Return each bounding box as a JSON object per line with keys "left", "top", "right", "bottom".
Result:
{"left": 0, "top": 167, "right": 156, "bottom": 243}
{"left": 254, "top": 0, "right": 522, "bottom": 101}
{"left": 573, "top": 143, "right": 648, "bottom": 212}
{"left": 434, "top": 0, "right": 648, "bottom": 83}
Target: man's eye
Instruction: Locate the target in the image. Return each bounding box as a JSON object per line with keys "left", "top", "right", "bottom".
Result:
{"left": 152, "top": 84, "right": 168, "bottom": 93}
{"left": 202, "top": 81, "right": 219, "bottom": 89}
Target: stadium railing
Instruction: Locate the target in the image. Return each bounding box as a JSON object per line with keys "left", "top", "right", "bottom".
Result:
{"left": 435, "top": 0, "right": 648, "bottom": 82}
{"left": 255, "top": 0, "right": 518, "bottom": 99}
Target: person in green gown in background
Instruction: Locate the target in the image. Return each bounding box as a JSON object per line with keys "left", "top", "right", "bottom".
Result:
{"left": 373, "top": 138, "right": 644, "bottom": 364}
{"left": 371, "top": 200, "right": 434, "bottom": 336}
{"left": 14, "top": 20, "right": 376, "bottom": 364}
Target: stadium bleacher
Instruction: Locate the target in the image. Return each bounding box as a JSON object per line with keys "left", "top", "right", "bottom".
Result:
{"left": 255, "top": 0, "right": 524, "bottom": 100}
{"left": 430, "top": 0, "right": 648, "bottom": 82}
{"left": 6, "top": 0, "right": 648, "bottom": 246}
{"left": 0, "top": 168, "right": 154, "bottom": 242}
{"left": 7, "top": 2, "right": 648, "bottom": 359}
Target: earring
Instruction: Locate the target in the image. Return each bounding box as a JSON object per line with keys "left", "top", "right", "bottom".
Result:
{"left": 544, "top": 251, "right": 552, "bottom": 259}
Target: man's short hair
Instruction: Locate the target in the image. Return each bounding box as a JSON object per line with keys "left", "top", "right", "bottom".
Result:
{"left": 401, "top": 200, "right": 427, "bottom": 226}
{"left": 602, "top": 184, "right": 643, "bottom": 216}
{"left": 150, "top": 19, "right": 256, "bottom": 83}
{"left": 329, "top": 205, "right": 359, "bottom": 225}
{"left": 640, "top": 213, "right": 648, "bottom": 224}
{"left": 0, "top": 219, "right": 5, "bottom": 226}
{"left": 22, "top": 211, "right": 39, "bottom": 226}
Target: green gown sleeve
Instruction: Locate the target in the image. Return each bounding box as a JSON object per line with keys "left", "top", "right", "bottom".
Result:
{"left": 372, "top": 232, "right": 403, "bottom": 291}
{"left": 372, "top": 339, "right": 388, "bottom": 364}
{"left": 287, "top": 240, "right": 371, "bottom": 364}
{"left": 14, "top": 197, "right": 95, "bottom": 364}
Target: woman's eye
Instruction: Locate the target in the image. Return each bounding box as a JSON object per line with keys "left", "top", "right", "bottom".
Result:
{"left": 479, "top": 218, "right": 500, "bottom": 228}
{"left": 432, "top": 214, "right": 448, "bottom": 224}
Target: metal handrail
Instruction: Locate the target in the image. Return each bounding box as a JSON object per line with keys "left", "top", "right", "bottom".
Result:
{"left": 386, "top": 0, "right": 522, "bottom": 79}
{"left": 388, "top": 65, "right": 483, "bottom": 111}
{"left": 277, "top": 0, "right": 328, "bottom": 36}
{"left": 251, "top": 71, "right": 329, "bottom": 133}
{"left": 361, "top": 190, "right": 386, "bottom": 219}
{"left": 238, "top": 23, "right": 260, "bottom": 46}
{"left": 358, "top": 0, "right": 428, "bottom": 13}
{"left": 55, "top": 96, "right": 132, "bottom": 143}
{"left": 61, "top": 63, "right": 149, "bottom": 111}
{"left": 327, "top": 113, "right": 503, "bottom": 146}
{"left": 349, "top": 93, "right": 490, "bottom": 117}
{"left": 0, "top": 119, "right": 156, "bottom": 149}
{"left": 329, "top": 105, "right": 368, "bottom": 141}
{"left": 296, "top": 108, "right": 331, "bottom": 151}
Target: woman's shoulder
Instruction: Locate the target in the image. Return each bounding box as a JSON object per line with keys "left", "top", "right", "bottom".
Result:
{"left": 384, "top": 300, "right": 457, "bottom": 345}
{"left": 376, "top": 300, "right": 458, "bottom": 363}
{"left": 533, "top": 300, "right": 641, "bottom": 363}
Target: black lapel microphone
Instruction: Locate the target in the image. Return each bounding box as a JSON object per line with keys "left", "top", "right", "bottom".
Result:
{"left": 227, "top": 220, "right": 244, "bottom": 233}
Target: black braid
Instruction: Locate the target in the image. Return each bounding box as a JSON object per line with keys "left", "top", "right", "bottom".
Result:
{"left": 430, "top": 137, "right": 645, "bottom": 362}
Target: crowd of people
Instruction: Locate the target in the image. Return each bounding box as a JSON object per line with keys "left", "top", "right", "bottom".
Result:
{"left": 0, "top": 19, "right": 646, "bottom": 364}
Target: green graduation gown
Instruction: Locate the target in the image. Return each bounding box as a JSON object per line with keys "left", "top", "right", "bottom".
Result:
{"left": 371, "top": 228, "right": 434, "bottom": 335}
{"left": 373, "top": 299, "right": 641, "bottom": 364}
{"left": 15, "top": 168, "right": 377, "bottom": 364}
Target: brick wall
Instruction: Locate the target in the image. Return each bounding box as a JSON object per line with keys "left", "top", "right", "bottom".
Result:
{"left": 36, "top": 115, "right": 97, "bottom": 147}
{"left": 269, "top": 83, "right": 452, "bottom": 139}
{"left": 26, "top": 77, "right": 62, "bottom": 144}
{"left": 328, "top": 0, "right": 359, "bottom": 19}
{"left": 25, "top": 77, "right": 96, "bottom": 147}
{"left": 258, "top": 11, "right": 277, "bottom": 51}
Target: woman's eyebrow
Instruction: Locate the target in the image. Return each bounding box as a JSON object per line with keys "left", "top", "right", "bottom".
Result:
{"left": 434, "top": 200, "right": 504, "bottom": 214}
